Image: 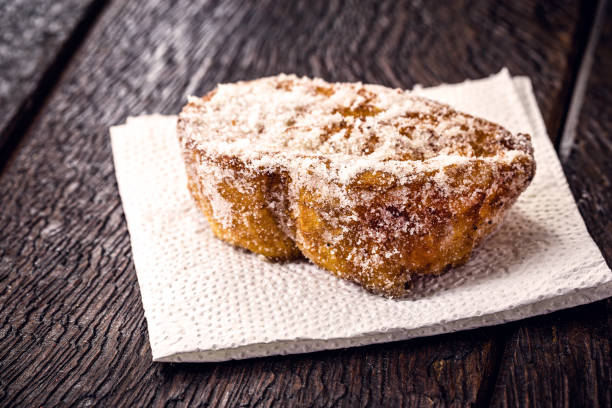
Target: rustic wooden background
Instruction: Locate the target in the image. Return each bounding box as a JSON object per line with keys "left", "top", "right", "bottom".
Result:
{"left": 0, "top": 0, "right": 610, "bottom": 406}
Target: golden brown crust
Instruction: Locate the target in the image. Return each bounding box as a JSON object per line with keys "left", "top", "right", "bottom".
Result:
{"left": 183, "top": 152, "right": 300, "bottom": 259}
{"left": 177, "top": 75, "right": 536, "bottom": 297}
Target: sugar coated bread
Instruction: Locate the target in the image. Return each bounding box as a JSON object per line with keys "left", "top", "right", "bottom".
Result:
{"left": 177, "top": 74, "right": 535, "bottom": 297}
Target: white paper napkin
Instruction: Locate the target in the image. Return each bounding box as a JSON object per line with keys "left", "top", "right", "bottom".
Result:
{"left": 110, "top": 69, "right": 612, "bottom": 363}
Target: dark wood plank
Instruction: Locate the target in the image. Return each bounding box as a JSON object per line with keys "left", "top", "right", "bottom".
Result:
{"left": 0, "top": 0, "right": 107, "bottom": 165}
{"left": 0, "top": 0, "right": 596, "bottom": 406}
{"left": 109, "top": 330, "right": 503, "bottom": 407}
{"left": 491, "top": 2, "right": 612, "bottom": 406}
{"left": 491, "top": 303, "right": 612, "bottom": 407}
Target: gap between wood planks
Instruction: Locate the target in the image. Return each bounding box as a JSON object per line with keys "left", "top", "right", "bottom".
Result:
{"left": 558, "top": 0, "right": 609, "bottom": 162}
{"left": 0, "top": 0, "right": 110, "bottom": 175}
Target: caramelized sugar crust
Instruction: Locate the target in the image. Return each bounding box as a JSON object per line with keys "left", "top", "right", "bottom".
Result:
{"left": 177, "top": 75, "right": 535, "bottom": 297}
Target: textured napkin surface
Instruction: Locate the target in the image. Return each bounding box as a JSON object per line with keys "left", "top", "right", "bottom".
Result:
{"left": 110, "top": 70, "right": 612, "bottom": 362}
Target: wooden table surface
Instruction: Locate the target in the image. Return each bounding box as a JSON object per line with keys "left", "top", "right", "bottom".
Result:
{"left": 0, "top": 1, "right": 610, "bottom": 406}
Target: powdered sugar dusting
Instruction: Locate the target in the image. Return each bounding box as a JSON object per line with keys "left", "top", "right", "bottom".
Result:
{"left": 179, "top": 75, "right": 532, "bottom": 187}
{"left": 176, "top": 74, "right": 536, "bottom": 296}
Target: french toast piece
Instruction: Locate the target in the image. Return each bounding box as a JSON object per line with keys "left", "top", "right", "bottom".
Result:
{"left": 178, "top": 75, "right": 535, "bottom": 297}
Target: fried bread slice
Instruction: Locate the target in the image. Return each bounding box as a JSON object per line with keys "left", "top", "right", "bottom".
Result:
{"left": 177, "top": 75, "right": 535, "bottom": 297}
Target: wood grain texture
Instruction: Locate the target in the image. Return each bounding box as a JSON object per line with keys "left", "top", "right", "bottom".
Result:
{"left": 0, "top": 0, "right": 603, "bottom": 406}
{"left": 491, "top": 303, "right": 612, "bottom": 407}
{"left": 491, "top": 3, "right": 612, "bottom": 407}
{"left": 0, "top": 0, "right": 105, "bottom": 162}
